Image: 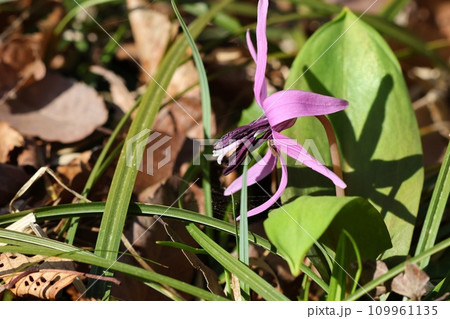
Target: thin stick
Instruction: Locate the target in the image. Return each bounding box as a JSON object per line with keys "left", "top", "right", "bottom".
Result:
{"left": 316, "top": 115, "right": 345, "bottom": 197}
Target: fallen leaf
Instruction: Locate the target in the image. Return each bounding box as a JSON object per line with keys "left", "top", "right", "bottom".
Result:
{"left": 392, "top": 263, "right": 430, "bottom": 300}
{"left": 134, "top": 96, "right": 205, "bottom": 195}
{"left": 325, "top": 0, "right": 388, "bottom": 13}
{"left": 359, "top": 260, "right": 389, "bottom": 299}
{"left": 0, "top": 252, "right": 77, "bottom": 300}
{"left": 0, "top": 33, "right": 46, "bottom": 100}
{"left": 427, "top": 0, "right": 450, "bottom": 40}
{"left": 0, "top": 72, "right": 108, "bottom": 143}
{"left": 126, "top": 0, "right": 174, "bottom": 78}
{"left": 0, "top": 122, "right": 24, "bottom": 163}
{"left": 126, "top": 0, "right": 199, "bottom": 98}
{"left": 16, "top": 138, "right": 40, "bottom": 168}
{"left": 90, "top": 65, "right": 135, "bottom": 113}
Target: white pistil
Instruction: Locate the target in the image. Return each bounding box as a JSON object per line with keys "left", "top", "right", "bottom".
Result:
{"left": 212, "top": 140, "right": 241, "bottom": 165}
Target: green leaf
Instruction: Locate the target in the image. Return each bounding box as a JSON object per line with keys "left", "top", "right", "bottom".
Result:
{"left": 415, "top": 141, "right": 450, "bottom": 268}
{"left": 284, "top": 9, "right": 423, "bottom": 260}
{"left": 237, "top": 100, "right": 264, "bottom": 126}
{"left": 186, "top": 224, "right": 289, "bottom": 301}
{"left": 361, "top": 15, "right": 449, "bottom": 71}
{"left": 264, "top": 196, "right": 391, "bottom": 276}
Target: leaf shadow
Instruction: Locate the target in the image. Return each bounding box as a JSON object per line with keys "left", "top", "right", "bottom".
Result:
{"left": 295, "top": 69, "right": 422, "bottom": 226}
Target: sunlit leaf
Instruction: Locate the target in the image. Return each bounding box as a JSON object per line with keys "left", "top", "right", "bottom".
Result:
{"left": 283, "top": 9, "right": 423, "bottom": 259}
{"left": 264, "top": 196, "right": 391, "bottom": 276}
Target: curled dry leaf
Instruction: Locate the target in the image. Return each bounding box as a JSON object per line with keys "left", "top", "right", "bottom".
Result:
{"left": 0, "top": 122, "right": 24, "bottom": 163}
{"left": 391, "top": 263, "right": 430, "bottom": 300}
{"left": 0, "top": 252, "right": 77, "bottom": 300}
{"left": 0, "top": 72, "right": 108, "bottom": 143}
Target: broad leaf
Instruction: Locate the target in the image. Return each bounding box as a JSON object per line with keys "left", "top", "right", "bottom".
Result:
{"left": 283, "top": 9, "right": 423, "bottom": 260}
{"left": 264, "top": 196, "right": 391, "bottom": 276}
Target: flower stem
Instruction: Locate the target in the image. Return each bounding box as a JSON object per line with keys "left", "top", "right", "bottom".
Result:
{"left": 316, "top": 115, "right": 345, "bottom": 197}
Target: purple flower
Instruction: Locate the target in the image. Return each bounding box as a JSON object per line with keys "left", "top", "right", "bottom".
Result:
{"left": 213, "top": 0, "right": 348, "bottom": 218}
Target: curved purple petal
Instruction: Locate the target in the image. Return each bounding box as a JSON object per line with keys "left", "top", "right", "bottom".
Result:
{"left": 224, "top": 150, "right": 277, "bottom": 196}
{"left": 272, "top": 131, "right": 346, "bottom": 188}
{"left": 253, "top": 0, "right": 269, "bottom": 107}
{"left": 263, "top": 90, "right": 349, "bottom": 127}
{"left": 237, "top": 152, "right": 288, "bottom": 220}
{"left": 246, "top": 30, "right": 257, "bottom": 62}
{"left": 246, "top": 30, "right": 267, "bottom": 105}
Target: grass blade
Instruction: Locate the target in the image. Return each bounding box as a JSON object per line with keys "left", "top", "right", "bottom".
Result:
{"left": 327, "top": 231, "right": 362, "bottom": 301}
{"left": 0, "top": 202, "right": 328, "bottom": 292}
{"left": 186, "top": 224, "right": 289, "bottom": 301}
{"left": 415, "top": 141, "right": 450, "bottom": 268}
{"left": 238, "top": 160, "right": 250, "bottom": 299}
{"left": 0, "top": 229, "right": 227, "bottom": 301}
{"left": 171, "top": 0, "right": 214, "bottom": 232}
{"left": 92, "top": 0, "right": 233, "bottom": 299}
{"left": 424, "top": 270, "right": 450, "bottom": 300}
{"left": 65, "top": 99, "right": 139, "bottom": 244}
{"left": 156, "top": 241, "right": 207, "bottom": 255}
{"left": 346, "top": 237, "right": 450, "bottom": 301}
{"left": 55, "top": 0, "right": 124, "bottom": 35}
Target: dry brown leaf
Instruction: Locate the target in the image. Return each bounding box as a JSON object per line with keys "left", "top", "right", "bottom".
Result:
{"left": 56, "top": 150, "right": 92, "bottom": 187}
{"left": 358, "top": 260, "right": 389, "bottom": 299}
{"left": 0, "top": 122, "right": 24, "bottom": 163}
{"left": 0, "top": 33, "right": 46, "bottom": 99}
{"left": 16, "top": 138, "right": 40, "bottom": 168}
{"left": 391, "top": 263, "right": 430, "bottom": 300}
{"left": 325, "top": 0, "right": 388, "bottom": 13}
{"left": 0, "top": 252, "right": 78, "bottom": 300}
{"left": 126, "top": 0, "right": 173, "bottom": 78}
{"left": 90, "top": 65, "right": 135, "bottom": 113}
{"left": 0, "top": 72, "right": 108, "bottom": 143}
{"left": 134, "top": 96, "right": 205, "bottom": 195}
{"left": 126, "top": 0, "right": 199, "bottom": 99}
